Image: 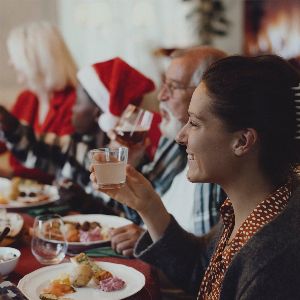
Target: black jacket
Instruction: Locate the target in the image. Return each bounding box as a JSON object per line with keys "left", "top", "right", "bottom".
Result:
{"left": 135, "top": 182, "right": 300, "bottom": 299}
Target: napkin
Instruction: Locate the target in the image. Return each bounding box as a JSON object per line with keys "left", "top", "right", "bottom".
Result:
{"left": 84, "top": 246, "right": 128, "bottom": 258}
{"left": 0, "top": 281, "right": 28, "bottom": 299}
{"left": 27, "top": 204, "right": 70, "bottom": 217}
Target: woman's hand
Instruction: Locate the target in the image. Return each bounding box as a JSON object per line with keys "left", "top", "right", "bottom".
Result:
{"left": 90, "top": 164, "right": 159, "bottom": 214}
{"left": 90, "top": 164, "right": 171, "bottom": 242}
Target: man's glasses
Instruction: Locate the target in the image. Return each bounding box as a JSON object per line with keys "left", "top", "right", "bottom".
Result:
{"left": 161, "top": 77, "right": 196, "bottom": 96}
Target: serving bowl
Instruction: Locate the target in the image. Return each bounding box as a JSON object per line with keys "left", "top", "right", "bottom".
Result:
{"left": 0, "top": 247, "right": 21, "bottom": 276}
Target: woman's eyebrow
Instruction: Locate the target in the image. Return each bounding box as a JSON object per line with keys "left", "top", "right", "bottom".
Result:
{"left": 188, "top": 111, "right": 206, "bottom": 122}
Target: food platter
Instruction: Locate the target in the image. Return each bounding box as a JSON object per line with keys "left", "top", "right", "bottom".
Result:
{"left": 0, "top": 213, "right": 24, "bottom": 246}
{"left": 0, "top": 177, "right": 59, "bottom": 209}
{"left": 61, "top": 214, "right": 132, "bottom": 252}
{"left": 18, "top": 261, "right": 145, "bottom": 300}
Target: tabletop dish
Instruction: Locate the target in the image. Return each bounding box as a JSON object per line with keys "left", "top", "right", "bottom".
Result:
{"left": 60, "top": 214, "right": 132, "bottom": 252}
{"left": 0, "top": 177, "right": 59, "bottom": 209}
{"left": 0, "top": 212, "right": 24, "bottom": 247}
{"left": 18, "top": 260, "right": 145, "bottom": 300}
{"left": 0, "top": 247, "right": 21, "bottom": 276}
{"left": 0, "top": 212, "right": 24, "bottom": 237}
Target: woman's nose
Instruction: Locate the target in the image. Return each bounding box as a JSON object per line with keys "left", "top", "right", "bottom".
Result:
{"left": 176, "top": 123, "right": 188, "bottom": 145}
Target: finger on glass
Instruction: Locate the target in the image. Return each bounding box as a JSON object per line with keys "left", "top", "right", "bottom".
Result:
{"left": 89, "top": 147, "right": 128, "bottom": 189}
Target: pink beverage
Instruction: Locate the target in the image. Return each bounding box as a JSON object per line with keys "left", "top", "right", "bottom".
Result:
{"left": 89, "top": 147, "right": 128, "bottom": 189}
{"left": 93, "top": 161, "right": 126, "bottom": 189}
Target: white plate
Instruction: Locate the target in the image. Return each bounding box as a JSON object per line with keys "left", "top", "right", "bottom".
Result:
{"left": 0, "top": 178, "right": 59, "bottom": 209}
{"left": 18, "top": 261, "right": 145, "bottom": 300}
{"left": 62, "top": 214, "right": 132, "bottom": 252}
{"left": 0, "top": 213, "right": 23, "bottom": 237}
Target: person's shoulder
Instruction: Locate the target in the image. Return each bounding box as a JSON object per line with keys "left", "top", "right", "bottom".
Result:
{"left": 12, "top": 90, "right": 38, "bottom": 113}
{"left": 15, "top": 90, "right": 37, "bottom": 102}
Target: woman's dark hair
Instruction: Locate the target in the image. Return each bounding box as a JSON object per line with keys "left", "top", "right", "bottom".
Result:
{"left": 202, "top": 55, "right": 300, "bottom": 186}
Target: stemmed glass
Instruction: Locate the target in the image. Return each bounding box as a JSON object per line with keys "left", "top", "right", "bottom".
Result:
{"left": 114, "top": 104, "right": 154, "bottom": 146}
{"left": 31, "top": 214, "right": 67, "bottom": 265}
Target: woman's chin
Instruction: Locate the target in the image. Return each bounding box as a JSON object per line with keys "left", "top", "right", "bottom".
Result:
{"left": 187, "top": 169, "right": 198, "bottom": 183}
{"left": 187, "top": 164, "right": 208, "bottom": 183}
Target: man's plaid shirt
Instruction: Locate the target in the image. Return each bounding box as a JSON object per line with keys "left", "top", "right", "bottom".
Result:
{"left": 4, "top": 124, "right": 224, "bottom": 231}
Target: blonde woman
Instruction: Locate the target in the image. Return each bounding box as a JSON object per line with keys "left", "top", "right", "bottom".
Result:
{"left": 1, "top": 21, "right": 77, "bottom": 183}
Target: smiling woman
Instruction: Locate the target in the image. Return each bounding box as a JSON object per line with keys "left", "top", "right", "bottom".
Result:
{"left": 91, "top": 54, "right": 300, "bottom": 299}
{"left": 176, "top": 82, "right": 236, "bottom": 184}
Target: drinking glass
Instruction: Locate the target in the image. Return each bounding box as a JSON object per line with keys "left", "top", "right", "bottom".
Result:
{"left": 89, "top": 147, "right": 128, "bottom": 189}
{"left": 114, "top": 104, "right": 153, "bottom": 146}
{"left": 31, "top": 214, "right": 67, "bottom": 265}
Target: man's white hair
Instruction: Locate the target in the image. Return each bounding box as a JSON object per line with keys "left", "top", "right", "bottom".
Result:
{"left": 171, "top": 46, "right": 227, "bottom": 87}
{"left": 7, "top": 21, "right": 77, "bottom": 92}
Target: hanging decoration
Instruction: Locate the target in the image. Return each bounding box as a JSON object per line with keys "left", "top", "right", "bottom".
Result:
{"left": 182, "top": 0, "right": 230, "bottom": 45}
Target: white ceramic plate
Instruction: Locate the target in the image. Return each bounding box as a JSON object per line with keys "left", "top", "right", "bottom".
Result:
{"left": 18, "top": 261, "right": 145, "bottom": 300}
{"left": 62, "top": 214, "right": 132, "bottom": 252}
{"left": 0, "top": 178, "right": 59, "bottom": 209}
{"left": 0, "top": 213, "right": 23, "bottom": 237}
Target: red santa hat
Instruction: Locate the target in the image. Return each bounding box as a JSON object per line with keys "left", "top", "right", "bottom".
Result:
{"left": 77, "top": 57, "right": 155, "bottom": 132}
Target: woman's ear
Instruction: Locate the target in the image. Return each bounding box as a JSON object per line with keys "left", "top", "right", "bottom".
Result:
{"left": 232, "top": 128, "right": 258, "bottom": 156}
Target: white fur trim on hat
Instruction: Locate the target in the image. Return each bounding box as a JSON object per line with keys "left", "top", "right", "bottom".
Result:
{"left": 98, "top": 112, "right": 119, "bottom": 132}
{"left": 77, "top": 65, "right": 109, "bottom": 112}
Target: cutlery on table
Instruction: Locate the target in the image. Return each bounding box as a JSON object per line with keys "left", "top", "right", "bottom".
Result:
{"left": 0, "top": 227, "right": 10, "bottom": 244}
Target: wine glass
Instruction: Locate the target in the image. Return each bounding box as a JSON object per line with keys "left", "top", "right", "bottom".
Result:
{"left": 114, "top": 104, "right": 154, "bottom": 146}
{"left": 31, "top": 214, "right": 67, "bottom": 265}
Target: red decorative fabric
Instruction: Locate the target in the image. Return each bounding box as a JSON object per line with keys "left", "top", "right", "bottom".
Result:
{"left": 8, "top": 87, "right": 76, "bottom": 183}
{"left": 198, "top": 183, "right": 291, "bottom": 300}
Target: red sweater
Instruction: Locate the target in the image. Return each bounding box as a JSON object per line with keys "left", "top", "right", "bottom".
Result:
{"left": 8, "top": 86, "right": 76, "bottom": 183}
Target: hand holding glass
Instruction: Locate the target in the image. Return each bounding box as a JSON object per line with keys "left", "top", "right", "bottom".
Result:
{"left": 31, "top": 214, "right": 67, "bottom": 265}
{"left": 114, "top": 104, "right": 153, "bottom": 146}
{"left": 89, "top": 147, "right": 128, "bottom": 189}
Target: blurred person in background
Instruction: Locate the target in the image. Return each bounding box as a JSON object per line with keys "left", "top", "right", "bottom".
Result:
{"left": 0, "top": 57, "right": 158, "bottom": 215}
{"left": 0, "top": 21, "right": 77, "bottom": 184}
{"left": 108, "top": 46, "right": 227, "bottom": 259}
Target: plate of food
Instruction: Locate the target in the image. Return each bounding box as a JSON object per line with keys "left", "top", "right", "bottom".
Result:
{"left": 18, "top": 253, "right": 145, "bottom": 300}
{"left": 0, "top": 177, "right": 59, "bottom": 209}
{"left": 48, "top": 214, "right": 132, "bottom": 252}
{"left": 0, "top": 212, "right": 24, "bottom": 246}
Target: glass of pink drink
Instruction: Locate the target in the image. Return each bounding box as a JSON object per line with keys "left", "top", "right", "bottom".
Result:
{"left": 89, "top": 147, "right": 128, "bottom": 189}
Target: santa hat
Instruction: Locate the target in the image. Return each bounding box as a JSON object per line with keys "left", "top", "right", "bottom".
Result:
{"left": 77, "top": 57, "right": 155, "bottom": 132}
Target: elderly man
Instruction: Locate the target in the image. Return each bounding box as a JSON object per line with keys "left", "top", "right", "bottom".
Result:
{"left": 110, "top": 46, "right": 227, "bottom": 257}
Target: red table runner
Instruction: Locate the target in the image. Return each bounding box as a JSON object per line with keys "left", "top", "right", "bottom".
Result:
{"left": 8, "top": 214, "right": 161, "bottom": 300}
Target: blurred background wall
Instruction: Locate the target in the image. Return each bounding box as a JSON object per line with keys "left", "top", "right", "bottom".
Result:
{"left": 0, "top": 0, "right": 243, "bottom": 109}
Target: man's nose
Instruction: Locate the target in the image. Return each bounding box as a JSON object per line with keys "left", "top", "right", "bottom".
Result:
{"left": 157, "top": 85, "right": 170, "bottom": 102}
